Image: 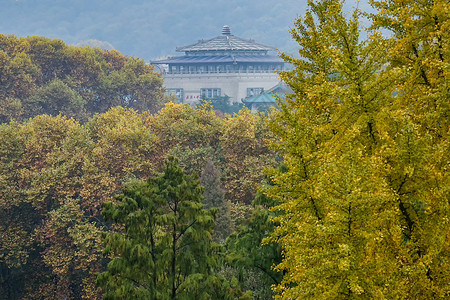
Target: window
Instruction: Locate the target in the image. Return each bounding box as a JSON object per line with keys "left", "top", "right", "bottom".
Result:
{"left": 166, "top": 88, "right": 184, "bottom": 103}
{"left": 201, "top": 88, "right": 221, "bottom": 99}
{"left": 247, "top": 88, "right": 264, "bottom": 97}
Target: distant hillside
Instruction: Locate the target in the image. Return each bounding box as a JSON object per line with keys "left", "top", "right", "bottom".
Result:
{"left": 0, "top": 0, "right": 368, "bottom": 61}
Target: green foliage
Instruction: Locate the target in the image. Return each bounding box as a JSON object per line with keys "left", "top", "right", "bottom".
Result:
{"left": 97, "top": 157, "right": 235, "bottom": 299}
{"left": 147, "top": 103, "right": 278, "bottom": 204}
{"left": 0, "top": 115, "right": 103, "bottom": 299}
{"left": 0, "top": 35, "right": 169, "bottom": 123}
{"left": 200, "top": 158, "right": 233, "bottom": 243}
{"left": 147, "top": 102, "right": 223, "bottom": 150}
{"left": 0, "top": 110, "right": 160, "bottom": 299}
{"left": 146, "top": 102, "right": 224, "bottom": 178}
{"left": 200, "top": 96, "right": 244, "bottom": 115}
{"left": 0, "top": 103, "right": 277, "bottom": 299}
{"left": 226, "top": 190, "right": 282, "bottom": 299}
{"left": 266, "top": 0, "right": 449, "bottom": 298}
{"left": 25, "top": 78, "right": 86, "bottom": 119}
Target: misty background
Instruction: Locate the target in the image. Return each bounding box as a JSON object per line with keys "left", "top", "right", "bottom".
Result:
{"left": 0, "top": 0, "right": 371, "bottom": 61}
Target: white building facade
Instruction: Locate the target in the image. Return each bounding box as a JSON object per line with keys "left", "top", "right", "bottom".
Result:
{"left": 153, "top": 26, "right": 284, "bottom": 104}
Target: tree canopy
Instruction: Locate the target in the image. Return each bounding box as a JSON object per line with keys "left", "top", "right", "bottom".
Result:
{"left": 0, "top": 103, "right": 276, "bottom": 299}
{"left": 97, "top": 157, "right": 237, "bottom": 299}
{"left": 1, "top": 1, "right": 447, "bottom": 299}
{"left": 0, "top": 35, "right": 168, "bottom": 123}
{"left": 266, "top": 0, "right": 449, "bottom": 298}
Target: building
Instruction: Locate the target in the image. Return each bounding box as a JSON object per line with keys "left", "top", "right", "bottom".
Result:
{"left": 152, "top": 25, "right": 284, "bottom": 104}
{"left": 242, "top": 82, "right": 292, "bottom": 112}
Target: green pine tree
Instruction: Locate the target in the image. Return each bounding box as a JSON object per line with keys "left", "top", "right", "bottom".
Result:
{"left": 97, "top": 157, "right": 237, "bottom": 299}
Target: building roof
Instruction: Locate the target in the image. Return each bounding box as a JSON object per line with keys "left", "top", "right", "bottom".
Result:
{"left": 176, "top": 26, "right": 276, "bottom": 52}
{"left": 266, "top": 81, "right": 292, "bottom": 94}
{"left": 242, "top": 82, "right": 292, "bottom": 104}
{"left": 243, "top": 93, "right": 277, "bottom": 104}
{"left": 154, "top": 55, "right": 284, "bottom": 64}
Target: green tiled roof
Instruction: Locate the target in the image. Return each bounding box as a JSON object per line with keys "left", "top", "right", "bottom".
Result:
{"left": 243, "top": 82, "right": 292, "bottom": 104}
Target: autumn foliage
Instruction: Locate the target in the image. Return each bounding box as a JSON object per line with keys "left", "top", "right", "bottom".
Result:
{"left": 0, "top": 35, "right": 169, "bottom": 123}
{"left": 266, "top": 0, "right": 449, "bottom": 298}
{"left": 0, "top": 104, "right": 276, "bottom": 299}
{"left": 0, "top": 0, "right": 448, "bottom": 298}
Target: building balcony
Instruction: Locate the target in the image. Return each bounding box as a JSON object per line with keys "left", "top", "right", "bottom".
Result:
{"left": 163, "top": 69, "right": 280, "bottom": 75}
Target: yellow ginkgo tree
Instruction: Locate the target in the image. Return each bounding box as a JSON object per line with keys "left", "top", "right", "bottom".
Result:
{"left": 266, "top": 0, "right": 449, "bottom": 298}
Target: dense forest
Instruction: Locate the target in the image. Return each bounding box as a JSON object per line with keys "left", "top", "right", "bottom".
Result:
{"left": 0, "top": 101, "right": 279, "bottom": 298}
{"left": 0, "top": 34, "right": 169, "bottom": 123}
{"left": 1, "top": 0, "right": 449, "bottom": 299}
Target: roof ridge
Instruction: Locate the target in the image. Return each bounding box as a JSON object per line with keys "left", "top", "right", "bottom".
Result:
{"left": 228, "top": 35, "right": 276, "bottom": 50}
{"left": 176, "top": 33, "right": 276, "bottom": 52}
{"left": 175, "top": 35, "right": 219, "bottom": 52}
{"left": 226, "top": 35, "right": 232, "bottom": 50}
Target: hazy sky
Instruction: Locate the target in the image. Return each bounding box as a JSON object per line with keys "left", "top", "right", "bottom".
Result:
{"left": 0, "top": 0, "right": 373, "bottom": 61}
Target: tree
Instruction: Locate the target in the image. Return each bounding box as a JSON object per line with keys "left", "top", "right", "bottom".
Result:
{"left": 1, "top": 51, "right": 40, "bottom": 100}
{"left": 0, "top": 109, "right": 159, "bottom": 299}
{"left": 266, "top": 0, "right": 449, "bottom": 298}
{"left": 226, "top": 188, "right": 283, "bottom": 299}
{"left": 200, "top": 96, "right": 243, "bottom": 115}
{"left": 0, "top": 97, "right": 23, "bottom": 123}
{"left": 368, "top": 0, "right": 450, "bottom": 297}
{"left": 200, "top": 158, "right": 233, "bottom": 243}
{"left": 0, "top": 103, "right": 276, "bottom": 298}
{"left": 83, "top": 106, "right": 159, "bottom": 214}
{"left": 24, "top": 78, "right": 86, "bottom": 119}
{"left": 0, "top": 115, "right": 103, "bottom": 299}
{"left": 146, "top": 102, "right": 224, "bottom": 174}
{"left": 0, "top": 35, "right": 169, "bottom": 122}
{"left": 97, "top": 157, "right": 237, "bottom": 299}
{"left": 220, "top": 108, "right": 277, "bottom": 204}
